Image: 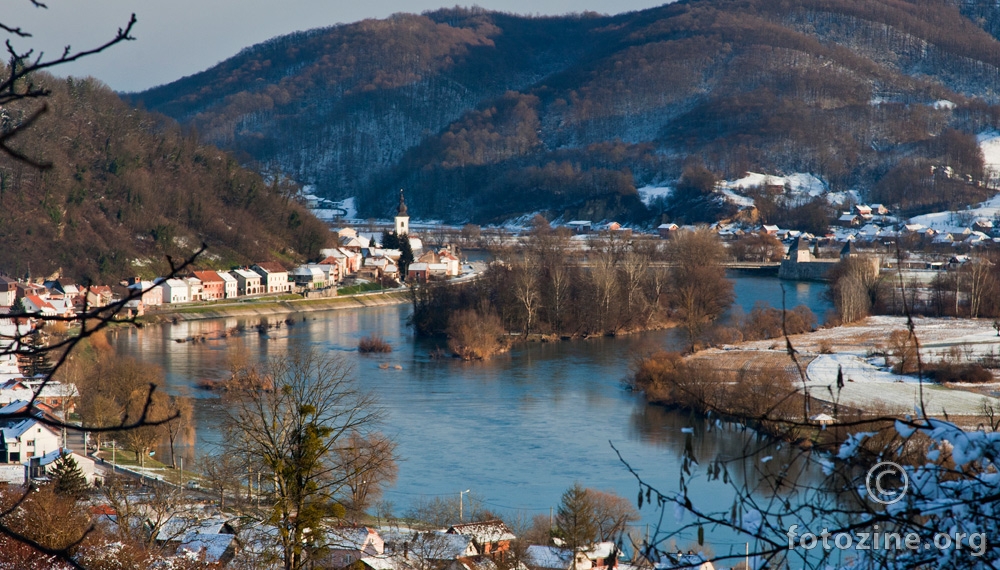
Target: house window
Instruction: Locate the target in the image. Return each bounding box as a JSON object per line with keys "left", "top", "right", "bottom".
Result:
{"left": 26, "top": 440, "right": 33, "bottom": 447}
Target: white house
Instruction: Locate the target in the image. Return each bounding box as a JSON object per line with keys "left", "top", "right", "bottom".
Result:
{"left": 231, "top": 269, "right": 263, "bottom": 296}
{"left": 127, "top": 280, "right": 163, "bottom": 306}
{"left": 161, "top": 279, "right": 190, "bottom": 304}
{"left": 20, "top": 295, "right": 57, "bottom": 316}
{"left": 252, "top": 263, "right": 291, "bottom": 294}
{"left": 218, "top": 271, "right": 239, "bottom": 298}
{"left": 185, "top": 276, "right": 203, "bottom": 302}
{"left": 28, "top": 448, "right": 99, "bottom": 485}
{"left": 0, "top": 401, "right": 62, "bottom": 465}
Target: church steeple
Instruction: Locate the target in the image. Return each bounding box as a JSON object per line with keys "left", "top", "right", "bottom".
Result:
{"left": 395, "top": 189, "right": 409, "bottom": 236}
{"left": 397, "top": 188, "right": 408, "bottom": 217}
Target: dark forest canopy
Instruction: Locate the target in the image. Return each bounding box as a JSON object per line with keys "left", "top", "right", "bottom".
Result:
{"left": 0, "top": 72, "right": 329, "bottom": 283}
{"left": 131, "top": 0, "right": 1000, "bottom": 224}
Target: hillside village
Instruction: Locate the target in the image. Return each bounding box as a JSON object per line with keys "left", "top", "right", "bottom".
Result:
{"left": 0, "top": 194, "right": 469, "bottom": 320}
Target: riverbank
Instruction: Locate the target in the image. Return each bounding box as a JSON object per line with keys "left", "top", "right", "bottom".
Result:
{"left": 690, "top": 315, "right": 1000, "bottom": 421}
{"left": 141, "top": 289, "right": 410, "bottom": 323}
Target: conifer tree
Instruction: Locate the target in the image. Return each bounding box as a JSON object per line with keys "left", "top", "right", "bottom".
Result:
{"left": 50, "top": 452, "right": 89, "bottom": 498}
{"left": 555, "top": 482, "right": 597, "bottom": 559}
{"left": 398, "top": 236, "right": 414, "bottom": 278}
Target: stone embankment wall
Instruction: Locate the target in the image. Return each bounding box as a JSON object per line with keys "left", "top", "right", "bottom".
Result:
{"left": 778, "top": 259, "right": 838, "bottom": 281}
{"left": 147, "top": 290, "right": 410, "bottom": 322}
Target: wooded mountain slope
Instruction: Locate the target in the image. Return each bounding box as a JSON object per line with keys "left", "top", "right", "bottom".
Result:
{"left": 1, "top": 75, "right": 329, "bottom": 283}
{"left": 132, "top": 0, "right": 1000, "bottom": 223}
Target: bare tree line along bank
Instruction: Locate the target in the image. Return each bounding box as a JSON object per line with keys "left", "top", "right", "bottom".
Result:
{"left": 410, "top": 229, "right": 744, "bottom": 359}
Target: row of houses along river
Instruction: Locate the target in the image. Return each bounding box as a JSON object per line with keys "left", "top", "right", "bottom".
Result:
{"left": 110, "top": 272, "right": 833, "bottom": 554}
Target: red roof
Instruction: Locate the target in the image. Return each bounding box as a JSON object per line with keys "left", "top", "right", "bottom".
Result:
{"left": 192, "top": 270, "right": 224, "bottom": 284}
{"left": 24, "top": 295, "right": 55, "bottom": 311}
{"left": 254, "top": 262, "right": 287, "bottom": 273}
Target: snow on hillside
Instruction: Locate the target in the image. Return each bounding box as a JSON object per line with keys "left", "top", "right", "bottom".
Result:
{"left": 311, "top": 197, "right": 359, "bottom": 222}
{"left": 979, "top": 131, "right": 1000, "bottom": 176}
{"left": 718, "top": 171, "right": 853, "bottom": 207}
{"left": 901, "top": 134, "right": 1000, "bottom": 229}
{"left": 636, "top": 185, "right": 672, "bottom": 205}
{"left": 908, "top": 193, "right": 1000, "bottom": 230}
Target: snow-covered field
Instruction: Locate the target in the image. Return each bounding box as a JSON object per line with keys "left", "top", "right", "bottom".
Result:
{"left": 805, "top": 353, "right": 993, "bottom": 416}
{"left": 711, "top": 316, "right": 1000, "bottom": 416}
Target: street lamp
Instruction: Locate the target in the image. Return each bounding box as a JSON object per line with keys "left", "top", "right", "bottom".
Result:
{"left": 459, "top": 489, "right": 471, "bottom": 522}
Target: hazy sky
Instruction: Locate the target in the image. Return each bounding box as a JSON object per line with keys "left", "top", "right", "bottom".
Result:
{"left": 6, "top": 1, "right": 666, "bottom": 93}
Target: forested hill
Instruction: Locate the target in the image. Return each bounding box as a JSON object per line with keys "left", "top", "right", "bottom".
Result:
{"left": 132, "top": 0, "right": 1000, "bottom": 223}
{"left": 0, "top": 74, "right": 329, "bottom": 284}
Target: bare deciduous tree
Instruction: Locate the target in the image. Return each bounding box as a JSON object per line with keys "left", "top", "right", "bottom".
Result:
{"left": 335, "top": 430, "right": 399, "bottom": 521}
{"left": 219, "top": 349, "right": 390, "bottom": 570}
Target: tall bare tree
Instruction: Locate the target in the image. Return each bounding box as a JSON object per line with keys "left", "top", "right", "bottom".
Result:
{"left": 219, "top": 349, "right": 389, "bottom": 570}
{"left": 663, "top": 229, "right": 733, "bottom": 348}
{"left": 335, "top": 430, "right": 398, "bottom": 521}
{"left": 512, "top": 253, "right": 541, "bottom": 336}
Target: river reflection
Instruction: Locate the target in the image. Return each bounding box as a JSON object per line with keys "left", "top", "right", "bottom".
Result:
{"left": 111, "top": 275, "right": 832, "bottom": 554}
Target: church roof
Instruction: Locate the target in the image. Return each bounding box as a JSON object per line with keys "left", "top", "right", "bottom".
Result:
{"left": 397, "top": 189, "right": 408, "bottom": 217}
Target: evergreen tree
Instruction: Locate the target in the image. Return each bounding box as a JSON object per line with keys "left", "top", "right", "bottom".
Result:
{"left": 555, "top": 482, "right": 597, "bottom": 559}
{"left": 51, "top": 452, "right": 89, "bottom": 498}
{"left": 398, "top": 236, "right": 414, "bottom": 278}
{"left": 27, "top": 331, "right": 52, "bottom": 377}
{"left": 10, "top": 297, "right": 27, "bottom": 315}
{"left": 381, "top": 231, "right": 400, "bottom": 250}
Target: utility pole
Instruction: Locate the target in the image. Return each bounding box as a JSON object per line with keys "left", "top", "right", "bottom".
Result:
{"left": 459, "top": 489, "right": 470, "bottom": 521}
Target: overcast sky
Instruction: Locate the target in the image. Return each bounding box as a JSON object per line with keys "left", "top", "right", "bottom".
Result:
{"left": 6, "top": 1, "right": 666, "bottom": 93}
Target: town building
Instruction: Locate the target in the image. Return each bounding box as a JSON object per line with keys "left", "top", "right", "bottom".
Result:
{"left": 395, "top": 189, "right": 410, "bottom": 236}
{"left": 252, "top": 263, "right": 292, "bottom": 294}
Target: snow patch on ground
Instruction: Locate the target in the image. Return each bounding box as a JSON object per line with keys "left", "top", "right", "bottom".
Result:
{"left": 723, "top": 172, "right": 827, "bottom": 197}
{"left": 719, "top": 187, "right": 755, "bottom": 207}
{"left": 312, "top": 197, "right": 358, "bottom": 222}
{"left": 932, "top": 99, "right": 956, "bottom": 110}
{"left": 805, "top": 353, "right": 994, "bottom": 415}
{"left": 979, "top": 131, "right": 1000, "bottom": 174}
{"left": 909, "top": 191, "right": 1000, "bottom": 230}
{"left": 723, "top": 316, "right": 1000, "bottom": 415}
{"left": 636, "top": 185, "right": 672, "bottom": 205}
{"left": 719, "top": 171, "right": 842, "bottom": 206}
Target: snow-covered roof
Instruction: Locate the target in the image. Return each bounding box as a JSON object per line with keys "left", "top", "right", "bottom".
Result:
{"left": 581, "top": 542, "right": 618, "bottom": 561}
{"left": 328, "top": 526, "right": 382, "bottom": 551}
{"left": 526, "top": 546, "right": 571, "bottom": 570}
{"left": 425, "top": 533, "right": 477, "bottom": 559}
{"left": 177, "top": 532, "right": 236, "bottom": 563}
{"left": 447, "top": 520, "right": 516, "bottom": 544}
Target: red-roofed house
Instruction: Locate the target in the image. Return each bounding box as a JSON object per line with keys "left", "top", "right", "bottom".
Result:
{"left": 192, "top": 271, "right": 225, "bottom": 301}
{"left": 20, "top": 295, "right": 56, "bottom": 316}
{"left": 85, "top": 286, "right": 114, "bottom": 308}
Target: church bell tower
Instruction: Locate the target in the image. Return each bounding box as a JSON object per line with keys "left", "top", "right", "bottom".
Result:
{"left": 394, "top": 189, "right": 409, "bottom": 236}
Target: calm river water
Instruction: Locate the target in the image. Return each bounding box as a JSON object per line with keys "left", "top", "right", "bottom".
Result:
{"left": 110, "top": 274, "right": 831, "bottom": 554}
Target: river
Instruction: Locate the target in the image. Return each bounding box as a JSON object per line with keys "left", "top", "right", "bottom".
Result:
{"left": 109, "top": 274, "right": 832, "bottom": 554}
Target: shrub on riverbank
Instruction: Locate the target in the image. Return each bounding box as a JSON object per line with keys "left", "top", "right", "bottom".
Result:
{"left": 631, "top": 351, "right": 803, "bottom": 437}
{"left": 359, "top": 335, "right": 392, "bottom": 353}
{"left": 446, "top": 308, "right": 507, "bottom": 360}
